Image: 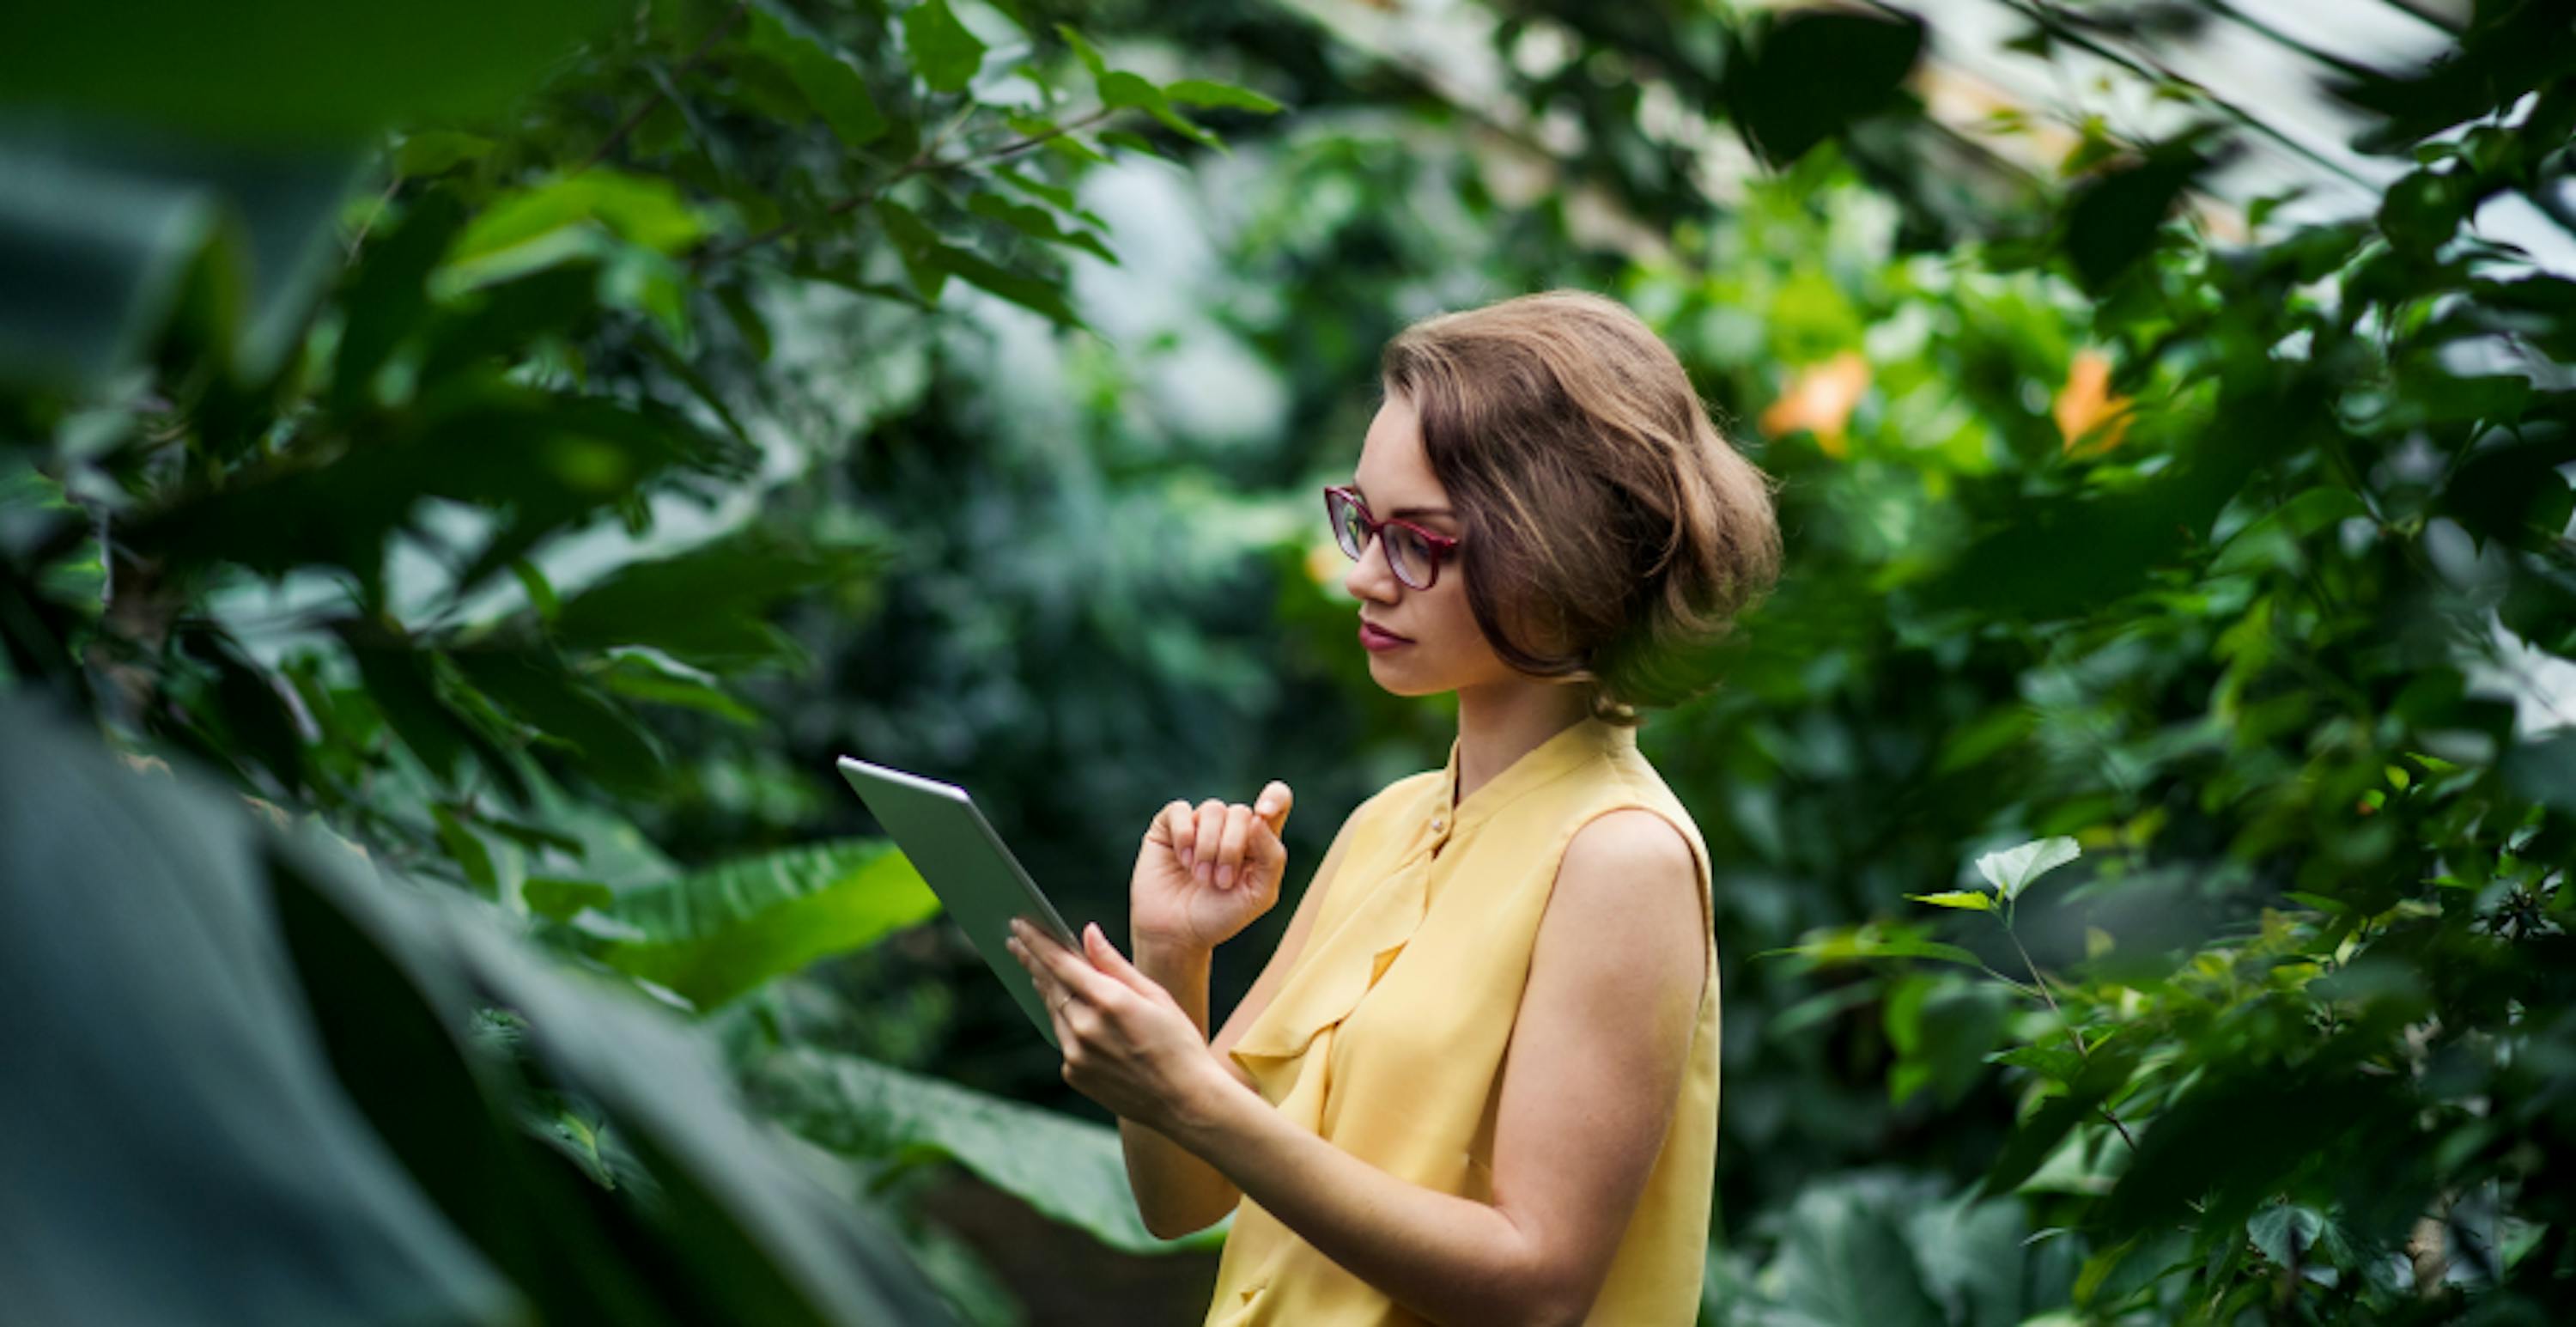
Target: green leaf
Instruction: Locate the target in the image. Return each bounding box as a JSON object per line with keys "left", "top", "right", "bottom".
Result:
{"left": 1983, "top": 1040, "right": 2140, "bottom": 1197}
{"left": 2212, "top": 485, "right": 2371, "bottom": 575}
{"left": 308, "top": 840, "right": 957, "bottom": 1322}
{"left": 449, "top": 648, "right": 665, "bottom": 797}
{"left": 430, "top": 803, "right": 500, "bottom": 895}
{"left": 1098, "top": 128, "right": 1165, "bottom": 158}
{"left": 1973, "top": 837, "right": 2081, "bottom": 902}
{"left": 1053, "top": 23, "right": 1109, "bottom": 78}
{"left": 443, "top": 168, "right": 705, "bottom": 276}
{"left": 965, "top": 191, "right": 1115, "bottom": 264}
{"left": 2064, "top": 141, "right": 2206, "bottom": 291}
{"left": 870, "top": 198, "right": 1085, "bottom": 326}
{"left": 1756, "top": 925, "right": 1987, "bottom": 970}
{"left": 1987, "top": 1043, "right": 2084, "bottom": 1084}
{"left": 2247, "top": 1202, "right": 2348, "bottom": 1271}
{"left": 933, "top": 244, "right": 1088, "bottom": 327}
{"left": 749, "top": 1046, "right": 1228, "bottom": 1255}
{"left": 553, "top": 528, "right": 884, "bottom": 673}
{"left": 2503, "top": 733, "right": 2576, "bottom": 814}
{"left": 335, "top": 626, "right": 472, "bottom": 786}
{"left": 1163, "top": 78, "right": 1283, "bottom": 113}
{"left": 0, "top": 697, "right": 520, "bottom": 1327}
{"left": 523, "top": 876, "right": 615, "bottom": 921}
{"left": 598, "top": 839, "right": 944, "bottom": 1010}
{"left": 0, "top": 129, "right": 365, "bottom": 390}
{"left": 991, "top": 165, "right": 1105, "bottom": 227}
{"left": 746, "top": 0, "right": 889, "bottom": 147}
{"left": 901, "top": 0, "right": 985, "bottom": 94}
{"left": 1757, "top": 1173, "right": 1948, "bottom": 1326}
{"left": 0, "top": 0, "right": 623, "bottom": 142}
{"left": 510, "top": 557, "right": 561, "bottom": 624}
{"left": 391, "top": 130, "right": 494, "bottom": 178}
{"left": 332, "top": 187, "right": 468, "bottom": 411}
{"left": 1727, "top": 8, "right": 1925, "bottom": 167}
{"left": 1908, "top": 891, "right": 1996, "bottom": 911}
{"left": 872, "top": 198, "right": 950, "bottom": 302}
{"left": 592, "top": 648, "right": 759, "bottom": 726}
{"left": 1094, "top": 72, "right": 1219, "bottom": 150}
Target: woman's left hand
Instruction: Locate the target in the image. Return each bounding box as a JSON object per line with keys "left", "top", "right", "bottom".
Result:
{"left": 1005, "top": 916, "right": 1230, "bottom": 1137}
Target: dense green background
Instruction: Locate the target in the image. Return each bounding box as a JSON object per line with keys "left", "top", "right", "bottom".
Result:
{"left": 4, "top": 1, "right": 2573, "bottom": 1323}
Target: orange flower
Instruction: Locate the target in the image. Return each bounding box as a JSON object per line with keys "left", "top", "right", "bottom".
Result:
{"left": 1759, "top": 351, "right": 1870, "bottom": 458}
{"left": 2056, "top": 349, "right": 2135, "bottom": 454}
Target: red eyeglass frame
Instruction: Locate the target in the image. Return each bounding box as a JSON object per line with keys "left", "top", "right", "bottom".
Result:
{"left": 1323, "top": 484, "right": 1462, "bottom": 590}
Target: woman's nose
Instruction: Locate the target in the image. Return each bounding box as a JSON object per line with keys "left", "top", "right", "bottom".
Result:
{"left": 1343, "top": 531, "right": 1400, "bottom": 600}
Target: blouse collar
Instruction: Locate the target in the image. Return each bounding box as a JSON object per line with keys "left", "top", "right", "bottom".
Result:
{"left": 1430, "top": 714, "right": 1634, "bottom": 838}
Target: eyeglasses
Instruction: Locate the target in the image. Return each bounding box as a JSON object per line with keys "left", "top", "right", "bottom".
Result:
{"left": 1323, "top": 484, "right": 1461, "bottom": 591}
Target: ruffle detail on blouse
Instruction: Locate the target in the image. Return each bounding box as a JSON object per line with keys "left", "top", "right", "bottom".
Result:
{"left": 1224, "top": 843, "right": 1434, "bottom": 1118}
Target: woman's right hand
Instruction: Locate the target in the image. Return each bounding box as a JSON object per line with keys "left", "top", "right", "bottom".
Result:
{"left": 1131, "top": 782, "right": 1292, "bottom": 954}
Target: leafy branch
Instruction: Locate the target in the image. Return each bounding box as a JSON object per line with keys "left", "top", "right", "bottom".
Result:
{"left": 687, "top": 106, "right": 1121, "bottom": 268}
{"left": 580, "top": 0, "right": 751, "bottom": 173}
{"left": 1912, "top": 837, "right": 2142, "bottom": 1151}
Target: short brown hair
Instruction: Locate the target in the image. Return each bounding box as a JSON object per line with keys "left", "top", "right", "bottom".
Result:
{"left": 1380, "top": 289, "right": 1783, "bottom": 726}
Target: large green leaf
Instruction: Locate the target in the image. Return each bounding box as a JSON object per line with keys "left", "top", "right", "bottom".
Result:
{"left": 1, "top": 0, "right": 623, "bottom": 143}
{"left": 0, "top": 696, "right": 519, "bottom": 1326}
{"left": 423, "top": 891, "right": 957, "bottom": 1325}
{"left": 0, "top": 695, "right": 956, "bottom": 1325}
{"left": 747, "top": 1046, "right": 1230, "bottom": 1257}
{"left": 0, "top": 125, "right": 364, "bottom": 389}
{"left": 1758, "top": 1172, "right": 1947, "bottom": 1327}
{"left": 599, "top": 838, "right": 944, "bottom": 1009}
{"left": 1725, "top": 8, "right": 1925, "bottom": 167}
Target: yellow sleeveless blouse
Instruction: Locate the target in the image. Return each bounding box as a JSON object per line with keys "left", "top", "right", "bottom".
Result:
{"left": 1205, "top": 715, "right": 1719, "bottom": 1325}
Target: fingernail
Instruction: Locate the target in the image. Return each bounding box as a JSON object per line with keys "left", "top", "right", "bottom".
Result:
{"left": 1196, "top": 860, "right": 1212, "bottom": 883}
{"left": 1217, "top": 862, "right": 1236, "bottom": 887}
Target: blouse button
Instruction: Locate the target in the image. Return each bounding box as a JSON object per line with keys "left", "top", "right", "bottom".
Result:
{"left": 1431, "top": 817, "right": 1445, "bottom": 832}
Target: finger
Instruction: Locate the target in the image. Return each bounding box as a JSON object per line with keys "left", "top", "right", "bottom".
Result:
{"left": 1193, "top": 800, "right": 1227, "bottom": 883}
{"left": 1010, "top": 935, "right": 1079, "bottom": 1049}
{"left": 1254, "top": 781, "right": 1291, "bottom": 833}
{"left": 1021, "top": 921, "right": 1127, "bottom": 1009}
{"left": 1247, "top": 809, "right": 1287, "bottom": 892}
{"left": 1157, "top": 799, "right": 1194, "bottom": 867}
{"left": 1216, "top": 802, "right": 1255, "bottom": 889}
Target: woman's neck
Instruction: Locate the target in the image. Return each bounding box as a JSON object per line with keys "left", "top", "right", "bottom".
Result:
{"left": 1451, "top": 682, "right": 1595, "bottom": 810}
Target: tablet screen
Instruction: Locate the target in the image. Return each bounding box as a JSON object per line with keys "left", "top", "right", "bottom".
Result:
{"left": 835, "top": 756, "right": 1082, "bottom": 1048}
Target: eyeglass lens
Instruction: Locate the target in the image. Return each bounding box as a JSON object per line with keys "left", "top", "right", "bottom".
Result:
{"left": 1330, "top": 491, "right": 1433, "bottom": 587}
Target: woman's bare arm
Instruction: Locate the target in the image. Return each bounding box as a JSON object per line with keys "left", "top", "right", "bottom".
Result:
{"left": 1121, "top": 811, "right": 1359, "bottom": 1239}
{"left": 1157, "top": 809, "right": 1706, "bottom": 1325}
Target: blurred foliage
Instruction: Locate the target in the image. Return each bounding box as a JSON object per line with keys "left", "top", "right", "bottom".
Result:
{"left": 6, "top": 0, "right": 2576, "bottom": 1323}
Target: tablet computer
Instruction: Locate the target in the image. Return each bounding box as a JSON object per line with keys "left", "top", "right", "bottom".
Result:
{"left": 835, "top": 755, "right": 1084, "bottom": 1049}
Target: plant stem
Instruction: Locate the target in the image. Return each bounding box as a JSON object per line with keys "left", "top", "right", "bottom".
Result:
{"left": 2003, "top": 916, "right": 2142, "bottom": 1151}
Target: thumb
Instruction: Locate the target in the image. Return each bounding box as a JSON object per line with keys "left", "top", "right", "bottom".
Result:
{"left": 1253, "top": 781, "right": 1292, "bottom": 834}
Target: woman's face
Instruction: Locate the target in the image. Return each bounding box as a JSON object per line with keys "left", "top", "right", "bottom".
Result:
{"left": 1343, "top": 389, "right": 1519, "bottom": 697}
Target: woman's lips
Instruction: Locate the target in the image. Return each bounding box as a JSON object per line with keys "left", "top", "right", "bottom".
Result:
{"left": 1359, "top": 621, "right": 1412, "bottom": 651}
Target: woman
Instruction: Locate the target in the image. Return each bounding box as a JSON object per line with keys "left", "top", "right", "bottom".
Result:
{"left": 1006, "top": 289, "right": 1783, "bottom": 1325}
